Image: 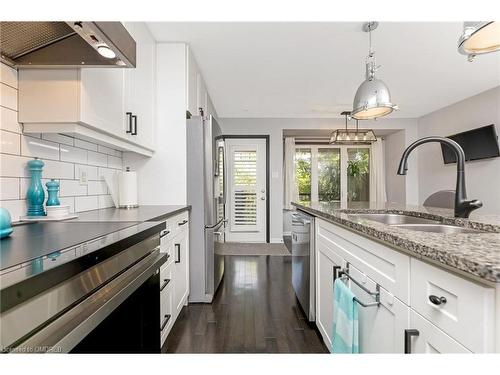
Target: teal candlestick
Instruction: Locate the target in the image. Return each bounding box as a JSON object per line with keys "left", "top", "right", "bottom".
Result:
{"left": 26, "top": 158, "right": 46, "bottom": 216}
{"left": 46, "top": 179, "right": 60, "bottom": 206}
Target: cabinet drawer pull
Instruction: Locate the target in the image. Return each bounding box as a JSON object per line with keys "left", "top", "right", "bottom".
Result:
{"left": 428, "top": 295, "right": 447, "bottom": 305}
{"left": 160, "top": 278, "right": 171, "bottom": 292}
{"left": 131, "top": 115, "right": 138, "bottom": 135}
{"left": 175, "top": 243, "right": 181, "bottom": 263}
{"left": 404, "top": 329, "right": 419, "bottom": 354}
{"left": 160, "top": 314, "right": 171, "bottom": 331}
{"left": 160, "top": 229, "right": 170, "bottom": 238}
{"left": 126, "top": 112, "right": 132, "bottom": 133}
{"left": 178, "top": 219, "right": 188, "bottom": 226}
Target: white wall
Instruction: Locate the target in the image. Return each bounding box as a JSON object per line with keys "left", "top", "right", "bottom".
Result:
{"left": 220, "top": 117, "right": 419, "bottom": 241}
{"left": 385, "top": 130, "right": 407, "bottom": 203}
{"left": 0, "top": 63, "right": 121, "bottom": 221}
{"left": 417, "top": 86, "right": 500, "bottom": 214}
{"left": 124, "top": 43, "right": 188, "bottom": 205}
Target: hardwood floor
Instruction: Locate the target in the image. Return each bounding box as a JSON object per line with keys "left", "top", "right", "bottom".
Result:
{"left": 163, "top": 255, "right": 328, "bottom": 353}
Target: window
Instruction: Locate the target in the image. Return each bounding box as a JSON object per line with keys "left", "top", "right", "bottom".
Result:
{"left": 295, "top": 148, "right": 312, "bottom": 201}
{"left": 294, "top": 145, "right": 370, "bottom": 203}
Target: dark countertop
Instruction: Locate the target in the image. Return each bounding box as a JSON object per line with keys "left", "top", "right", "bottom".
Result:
{"left": 0, "top": 221, "right": 164, "bottom": 272}
{"left": 293, "top": 201, "right": 500, "bottom": 284}
{"left": 72, "top": 205, "right": 190, "bottom": 223}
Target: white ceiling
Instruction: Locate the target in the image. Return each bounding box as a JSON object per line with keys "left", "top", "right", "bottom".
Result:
{"left": 147, "top": 22, "right": 500, "bottom": 119}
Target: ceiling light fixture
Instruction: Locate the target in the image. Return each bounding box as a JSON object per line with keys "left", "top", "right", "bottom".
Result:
{"left": 351, "top": 22, "right": 398, "bottom": 121}
{"left": 97, "top": 44, "right": 116, "bottom": 59}
{"left": 330, "top": 111, "right": 377, "bottom": 144}
{"left": 458, "top": 22, "right": 500, "bottom": 62}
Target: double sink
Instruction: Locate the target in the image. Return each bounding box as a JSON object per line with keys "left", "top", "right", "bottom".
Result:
{"left": 346, "top": 213, "right": 485, "bottom": 234}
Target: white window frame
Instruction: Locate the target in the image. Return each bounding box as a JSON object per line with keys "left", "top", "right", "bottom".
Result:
{"left": 295, "top": 144, "right": 371, "bottom": 204}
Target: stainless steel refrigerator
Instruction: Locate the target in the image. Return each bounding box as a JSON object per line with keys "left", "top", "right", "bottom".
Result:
{"left": 187, "top": 115, "right": 226, "bottom": 303}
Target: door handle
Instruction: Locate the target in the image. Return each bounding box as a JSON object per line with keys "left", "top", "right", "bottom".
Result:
{"left": 160, "top": 229, "right": 170, "bottom": 238}
{"left": 175, "top": 243, "right": 181, "bottom": 263}
{"left": 131, "top": 115, "right": 138, "bottom": 135}
{"left": 178, "top": 219, "right": 188, "bottom": 226}
{"left": 404, "top": 329, "right": 419, "bottom": 354}
{"left": 126, "top": 112, "right": 132, "bottom": 133}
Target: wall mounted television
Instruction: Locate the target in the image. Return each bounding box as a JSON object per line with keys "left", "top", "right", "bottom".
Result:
{"left": 441, "top": 124, "right": 500, "bottom": 164}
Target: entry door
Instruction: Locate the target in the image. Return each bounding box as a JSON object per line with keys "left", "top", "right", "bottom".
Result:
{"left": 225, "top": 138, "right": 267, "bottom": 243}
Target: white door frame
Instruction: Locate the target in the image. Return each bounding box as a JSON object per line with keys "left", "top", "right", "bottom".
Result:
{"left": 224, "top": 136, "right": 269, "bottom": 243}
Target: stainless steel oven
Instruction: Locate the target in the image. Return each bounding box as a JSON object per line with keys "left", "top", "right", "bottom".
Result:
{"left": 291, "top": 210, "right": 315, "bottom": 321}
{"left": 1, "top": 234, "right": 167, "bottom": 353}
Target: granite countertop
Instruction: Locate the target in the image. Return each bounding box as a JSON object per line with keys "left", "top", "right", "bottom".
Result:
{"left": 292, "top": 201, "right": 500, "bottom": 283}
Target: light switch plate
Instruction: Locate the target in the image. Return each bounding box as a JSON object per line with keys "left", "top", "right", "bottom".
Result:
{"left": 79, "top": 170, "right": 88, "bottom": 185}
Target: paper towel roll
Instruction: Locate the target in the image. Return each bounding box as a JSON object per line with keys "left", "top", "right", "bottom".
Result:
{"left": 118, "top": 171, "right": 138, "bottom": 208}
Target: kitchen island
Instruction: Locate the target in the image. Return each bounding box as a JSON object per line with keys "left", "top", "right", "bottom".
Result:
{"left": 292, "top": 201, "right": 500, "bottom": 353}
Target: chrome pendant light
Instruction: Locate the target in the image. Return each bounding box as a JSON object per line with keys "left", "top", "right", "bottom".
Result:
{"left": 351, "top": 22, "right": 397, "bottom": 120}
{"left": 458, "top": 22, "right": 500, "bottom": 61}
{"left": 330, "top": 111, "right": 377, "bottom": 144}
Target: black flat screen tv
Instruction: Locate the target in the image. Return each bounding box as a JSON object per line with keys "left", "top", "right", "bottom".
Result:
{"left": 441, "top": 124, "right": 500, "bottom": 164}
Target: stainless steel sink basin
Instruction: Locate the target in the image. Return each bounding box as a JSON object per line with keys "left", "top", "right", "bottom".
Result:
{"left": 346, "top": 213, "right": 439, "bottom": 225}
{"left": 392, "top": 224, "right": 485, "bottom": 234}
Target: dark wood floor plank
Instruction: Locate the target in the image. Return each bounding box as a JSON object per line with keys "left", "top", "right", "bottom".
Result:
{"left": 163, "top": 255, "right": 328, "bottom": 354}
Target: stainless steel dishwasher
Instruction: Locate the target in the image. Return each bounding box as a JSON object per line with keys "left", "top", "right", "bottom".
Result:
{"left": 291, "top": 210, "right": 315, "bottom": 321}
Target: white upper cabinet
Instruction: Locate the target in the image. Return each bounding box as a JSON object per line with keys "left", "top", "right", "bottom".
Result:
{"left": 185, "top": 45, "right": 217, "bottom": 120}
{"left": 17, "top": 22, "right": 155, "bottom": 156}
{"left": 186, "top": 46, "right": 199, "bottom": 118}
{"left": 123, "top": 22, "right": 155, "bottom": 150}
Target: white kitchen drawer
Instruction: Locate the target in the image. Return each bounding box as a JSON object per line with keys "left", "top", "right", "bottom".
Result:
{"left": 408, "top": 310, "right": 471, "bottom": 353}
{"left": 160, "top": 263, "right": 174, "bottom": 346}
{"left": 167, "top": 211, "right": 189, "bottom": 239}
{"left": 410, "top": 258, "right": 495, "bottom": 352}
{"left": 316, "top": 218, "right": 410, "bottom": 303}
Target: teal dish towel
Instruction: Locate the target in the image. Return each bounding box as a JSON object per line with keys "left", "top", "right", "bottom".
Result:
{"left": 332, "top": 278, "right": 359, "bottom": 353}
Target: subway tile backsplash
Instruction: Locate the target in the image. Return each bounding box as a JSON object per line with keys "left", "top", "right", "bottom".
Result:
{"left": 0, "top": 62, "right": 122, "bottom": 221}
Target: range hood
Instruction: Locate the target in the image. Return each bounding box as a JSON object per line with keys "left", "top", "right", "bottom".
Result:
{"left": 0, "top": 22, "right": 136, "bottom": 68}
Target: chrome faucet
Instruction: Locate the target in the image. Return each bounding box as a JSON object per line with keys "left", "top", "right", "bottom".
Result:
{"left": 397, "top": 136, "right": 482, "bottom": 218}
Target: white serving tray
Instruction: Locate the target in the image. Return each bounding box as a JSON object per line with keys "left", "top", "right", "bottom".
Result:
{"left": 20, "top": 214, "right": 79, "bottom": 222}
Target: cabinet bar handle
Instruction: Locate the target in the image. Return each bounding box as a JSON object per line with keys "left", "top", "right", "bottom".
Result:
{"left": 160, "top": 229, "right": 170, "bottom": 238}
{"left": 404, "top": 329, "right": 419, "bottom": 354}
{"left": 160, "top": 314, "right": 171, "bottom": 331}
{"left": 178, "top": 219, "right": 188, "bottom": 226}
{"left": 160, "top": 278, "right": 171, "bottom": 292}
{"left": 175, "top": 243, "right": 181, "bottom": 263}
{"left": 131, "top": 115, "right": 138, "bottom": 135}
{"left": 126, "top": 112, "right": 132, "bottom": 133}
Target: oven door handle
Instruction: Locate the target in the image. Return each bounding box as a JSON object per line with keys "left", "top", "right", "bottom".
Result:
{"left": 11, "top": 247, "right": 167, "bottom": 353}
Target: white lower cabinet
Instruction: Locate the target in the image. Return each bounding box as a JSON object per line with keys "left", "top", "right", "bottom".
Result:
{"left": 172, "top": 230, "right": 189, "bottom": 319}
{"left": 408, "top": 310, "right": 471, "bottom": 354}
{"left": 314, "top": 217, "right": 497, "bottom": 354}
{"left": 158, "top": 211, "right": 190, "bottom": 347}
{"left": 349, "top": 264, "right": 409, "bottom": 353}
{"left": 316, "top": 247, "right": 342, "bottom": 351}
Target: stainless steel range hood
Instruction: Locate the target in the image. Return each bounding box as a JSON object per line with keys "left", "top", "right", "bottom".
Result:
{"left": 0, "top": 22, "right": 136, "bottom": 68}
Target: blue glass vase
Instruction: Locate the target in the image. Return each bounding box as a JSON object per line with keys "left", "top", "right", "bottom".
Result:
{"left": 26, "top": 158, "right": 46, "bottom": 217}
{"left": 46, "top": 179, "right": 60, "bottom": 206}
{"left": 0, "top": 207, "right": 13, "bottom": 239}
